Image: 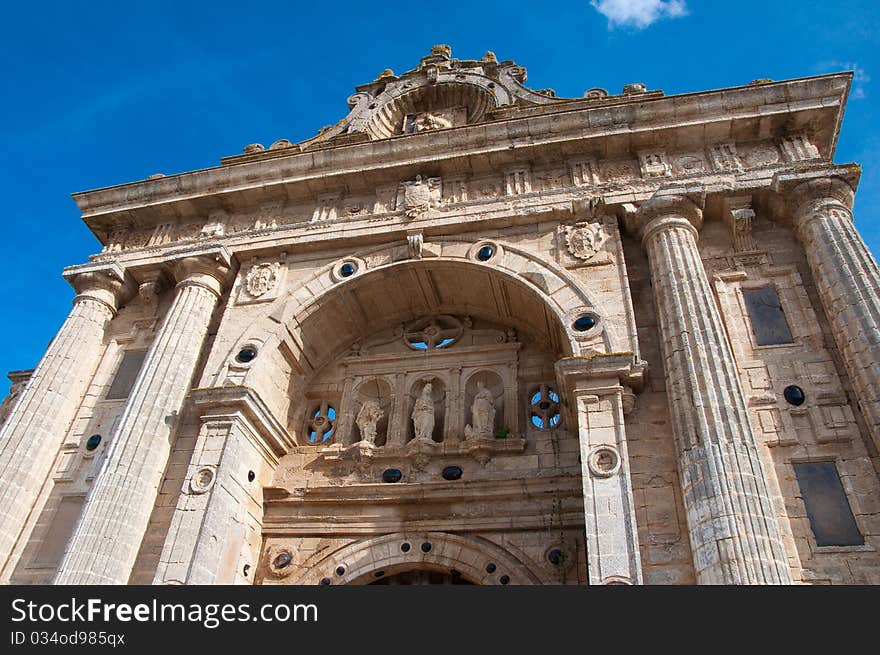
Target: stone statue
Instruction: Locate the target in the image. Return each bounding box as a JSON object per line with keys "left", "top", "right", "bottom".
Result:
{"left": 355, "top": 399, "right": 384, "bottom": 445}
{"left": 411, "top": 112, "right": 453, "bottom": 133}
{"left": 411, "top": 383, "right": 436, "bottom": 441}
{"left": 465, "top": 381, "right": 496, "bottom": 440}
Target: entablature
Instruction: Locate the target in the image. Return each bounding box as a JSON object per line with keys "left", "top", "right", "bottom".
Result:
{"left": 74, "top": 72, "right": 852, "bottom": 250}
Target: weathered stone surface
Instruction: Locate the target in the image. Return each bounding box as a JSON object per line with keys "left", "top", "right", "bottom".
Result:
{"left": 2, "top": 47, "right": 878, "bottom": 586}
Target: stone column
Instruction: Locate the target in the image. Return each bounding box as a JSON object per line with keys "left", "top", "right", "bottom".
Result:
{"left": 634, "top": 193, "right": 791, "bottom": 584}
{"left": 556, "top": 355, "right": 643, "bottom": 585}
{"left": 55, "top": 250, "right": 231, "bottom": 585}
{"left": 0, "top": 263, "right": 128, "bottom": 578}
{"left": 788, "top": 177, "right": 880, "bottom": 451}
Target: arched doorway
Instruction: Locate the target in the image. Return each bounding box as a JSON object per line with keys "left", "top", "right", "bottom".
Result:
{"left": 368, "top": 569, "right": 475, "bottom": 585}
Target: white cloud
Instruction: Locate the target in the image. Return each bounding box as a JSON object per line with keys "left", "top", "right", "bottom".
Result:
{"left": 816, "top": 61, "right": 870, "bottom": 100}
{"left": 591, "top": 0, "right": 688, "bottom": 29}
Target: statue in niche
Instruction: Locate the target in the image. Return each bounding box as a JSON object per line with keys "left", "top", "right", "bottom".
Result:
{"left": 355, "top": 399, "right": 384, "bottom": 445}
{"left": 465, "top": 381, "right": 496, "bottom": 440}
{"left": 411, "top": 383, "right": 437, "bottom": 441}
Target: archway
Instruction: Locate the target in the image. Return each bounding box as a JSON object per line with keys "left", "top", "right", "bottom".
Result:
{"left": 285, "top": 532, "right": 548, "bottom": 585}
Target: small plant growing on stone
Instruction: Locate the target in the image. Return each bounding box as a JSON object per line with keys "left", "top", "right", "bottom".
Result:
{"left": 494, "top": 427, "right": 509, "bottom": 439}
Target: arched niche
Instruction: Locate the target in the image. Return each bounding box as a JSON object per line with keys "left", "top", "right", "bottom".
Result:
{"left": 463, "top": 370, "right": 505, "bottom": 439}
{"left": 350, "top": 377, "right": 393, "bottom": 446}
{"left": 405, "top": 377, "right": 447, "bottom": 444}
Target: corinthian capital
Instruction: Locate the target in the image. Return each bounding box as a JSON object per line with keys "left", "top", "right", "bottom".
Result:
{"left": 62, "top": 261, "right": 134, "bottom": 315}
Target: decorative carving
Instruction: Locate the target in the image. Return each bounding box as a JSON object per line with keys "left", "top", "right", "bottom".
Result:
{"left": 569, "top": 158, "right": 600, "bottom": 187}
{"left": 441, "top": 176, "right": 468, "bottom": 204}
{"left": 405, "top": 111, "right": 454, "bottom": 133}
{"left": 464, "top": 381, "right": 496, "bottom": 440}
{"left": 639, "top": 150, "right": 671, "bottom": 177}
{"left": 779, "top": 134, "right": 819, "bottom": 162}
{"left": 708, "top": 142, "right": 743, "bottom": 172}
{"left": 245, "top": 263, "right": 281, "bottom": 298}
{"left": 473, "top": 179, "right": 501, "bottom": 199}
{"left": 723, "top": 196, "right": 759, "bottom": 252}
{"left": 411, "top": 383, "right": 437, "bottom": 442}
{"left": 355, "top": 399, "right": 384, "bottom": 445}
{"left": 407, "top": 231, "right": 423, "bottom": 259}
{"left": 401, "top": 175, "right": 441, "bottom": 221}
{"left": 600, "top": 161, "right": 637, "bottom": 182}
{"left": 583, "top": 88, "right": 608, "bottom": 99}
{"left": 673, "top": 154, "right": 706, "bottom": 175}
{"left": 622, "top": 82, "right": 647, "bottom": 94}
{"left": 189, "top": 467, "right": 216, "bottom": 494}
{"left": 373, "top": 185, "right": 399, "bottom": 214}
{"left": 313, "top": 192, "right": 341, "bottom": 223}
{"left": 243, "top": 143, "right": 265, "bottom": 154}
{"left": 534, "top": 170, "right": 567, "bottom": 192}
{"left": 743, "top": 144, "right": 781, "bottom": 168}
{"left": 403, "top": 315, "right": 463, "bottom": 350}
{"left": 564, "top": 222, "right": 607, "bottom": 261}
{"left": 147, "top": 223, "right": 175, "bottom": 247}
{"left": 504, "top": 168, "right": 531, "bottom": 195}
{"left": 587, "top": 446, "right": 621, "bottom": 478}
{"left": 200, "top": 222, "right": 225, "bottom": 239}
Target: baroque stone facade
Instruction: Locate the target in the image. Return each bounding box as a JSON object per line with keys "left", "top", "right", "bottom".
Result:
{"left": 1, "top": 46, "right": 879, "bottom": 585}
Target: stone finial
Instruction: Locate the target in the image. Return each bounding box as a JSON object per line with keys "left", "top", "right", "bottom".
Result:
{"left": 430, "top": 44, "right": 451, "bottom": 57}
{"left": 622, "top": 82, "right": 647, "bottom": 95}
{"left": 482, "top": 51, "right": 497, "bottom": 63}
{"left": 376, "top": 68, "right": 395, "bottom": 80}
{"left": 243, "top": 143, "right": 265, "bottom": 154}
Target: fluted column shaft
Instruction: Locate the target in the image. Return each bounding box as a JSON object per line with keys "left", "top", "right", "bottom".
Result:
{"left": 639, "top": 197, "right": 791, "bottom": 584}
{"left": 0, "top": 266, "right": 126, "bottom": 578}
{"left": 791, "top": 178, "right": 880, "bottom": 451}
{"left": 56, "top": 254, "right": 229, "bottom": 584}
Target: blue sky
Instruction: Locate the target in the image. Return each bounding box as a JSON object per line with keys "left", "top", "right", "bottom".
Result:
{"left": 0, "top": 1, "right": 877, "bottom": 394}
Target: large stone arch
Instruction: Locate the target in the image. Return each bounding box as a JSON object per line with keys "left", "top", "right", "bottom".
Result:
{"left": 207, "top": 237, "right": 620, "bottom": 390}
{"left": 284, "top": 531, "right": 548, "bottom": 585}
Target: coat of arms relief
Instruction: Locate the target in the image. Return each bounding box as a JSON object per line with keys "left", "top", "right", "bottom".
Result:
{"left": 563, "top": 222, "right": 608, "bottom": 262}
{"left": 238, "top": 262, "right": 282, "bottom": 304}
{"left": 400, "top": 175, "right": 442, "bottom": 221}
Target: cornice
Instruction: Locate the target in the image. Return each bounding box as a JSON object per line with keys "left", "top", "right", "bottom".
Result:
{"left": 72, "top": 74, "right": 851, "bottom": 235}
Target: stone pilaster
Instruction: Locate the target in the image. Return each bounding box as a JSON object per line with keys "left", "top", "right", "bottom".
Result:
{"left": 0, "top": 263, "right": 128, "bottom": 580}
{"left": 634, "top": 193, "right": 791, "bottom": 584}
{"left": 153, "top": 386, "right": 294, "bottom": 584}
{"left": 787, "top": 176, "right": 880, "bottom": 452}
{"left": 556, "top": 355, "right": 643, "bottom": 585}
{"left": 55, "top": 249, "right": 232, "bottom": 585}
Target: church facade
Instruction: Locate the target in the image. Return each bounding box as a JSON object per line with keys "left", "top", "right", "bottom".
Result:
{"left": 1, "top": 46, "right": 879, "bottom": 585}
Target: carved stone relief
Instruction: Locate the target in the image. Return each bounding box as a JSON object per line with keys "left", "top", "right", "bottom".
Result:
{"left": 600, "top": 160, "right": 638, "bottom": 183}
{"left": 638, "top": 150, "right": 671, "bottom": 178}
{"left": 708, "top": 142, "right": 743, "bottom": 172}
{"left": 238, "top": 261, "right": 284, "bottom": 305}
{"left": 564, "top": 222, "right": 607, "bottom": 262}
{"left": 742, "top": 144, "right": 781, "bottom": 168}
{"left": 400, "top": 175, "right": 441, "bottom": 221}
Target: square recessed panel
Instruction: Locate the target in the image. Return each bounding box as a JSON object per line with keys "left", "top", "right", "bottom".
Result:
{"left": 793, "top": 461, "right": 864, "bottom": 547}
